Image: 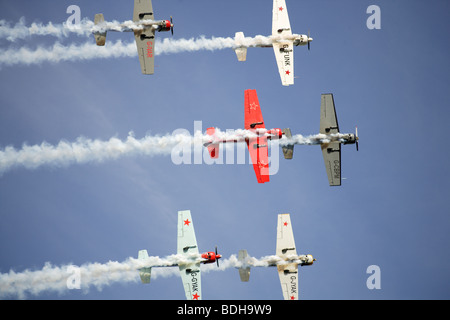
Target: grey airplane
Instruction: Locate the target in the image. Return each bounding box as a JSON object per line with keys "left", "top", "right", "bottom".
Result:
{"left": 281, "top": 93, "right": 359, "bottom": 186}
{"left": 93, "top": 0, "right": 173, "bottom": 74}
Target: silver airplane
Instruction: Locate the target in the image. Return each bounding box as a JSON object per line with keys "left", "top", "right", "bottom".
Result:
{"left": 93, "top": 0, "right": 173, "bottom": 75}
{"left": 281, "top": 93, "right": 359, "bottom": 186}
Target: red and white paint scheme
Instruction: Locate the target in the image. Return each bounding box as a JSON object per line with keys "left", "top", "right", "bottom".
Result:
{"left": 204, "top": 89, "right": 284, "bottom": 184}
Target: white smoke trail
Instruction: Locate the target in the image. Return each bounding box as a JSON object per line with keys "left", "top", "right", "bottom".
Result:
{"left": 0, "top": 17, "right": 163, "bottom": 41}
{"left": 0, "top": 17, "right": 273, "bottom": 44}
{"left": 0, "top": 253, "right": 307, "bottom": 299}
{"left": 0, "top": 254, "right": 202, "bottom": 299}
{"left": 0, "top": 130, "right": 339, "bottom": 175}
{"left": 0, "top": 34, "right": 272, "bottom": 67}
{"left": 0, "top": 40, "right": 136, "bottom": 67}
{"left": 0, "top": 17, "right": 93, "bottom": 41}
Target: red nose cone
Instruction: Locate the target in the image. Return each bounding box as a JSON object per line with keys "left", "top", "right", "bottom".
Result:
{"left": 216, "top": 254, "right": 222, "bottom": 260}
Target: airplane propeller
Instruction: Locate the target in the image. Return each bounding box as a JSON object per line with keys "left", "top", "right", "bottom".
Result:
{"left": 355, "top": 126, "right": 359, "bottom": 151}
{"left": 170, "top": 16, "right": 174, "bottom": 35}
{"left": 215, "top": 246, "right": 220, "bottom": 267}
{"left": 307, "top": 30, "right": 311, "bottom": 50}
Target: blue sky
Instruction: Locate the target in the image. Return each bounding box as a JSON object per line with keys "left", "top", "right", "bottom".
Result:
{"left": 0, "top": 0, "right": 449, "bottom": 300}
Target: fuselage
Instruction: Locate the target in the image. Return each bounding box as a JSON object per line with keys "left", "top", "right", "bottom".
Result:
{"left": 267, "top": 254, "right": 315, "bottom": 267}
{"left": 204, "top": 127, "right": 283, "bottom": 146}
{"left": 97, "top": 19, "right": 172, "bottom": 33}
{"left": 235, "top": 33, "right": 312, "bottom": 49}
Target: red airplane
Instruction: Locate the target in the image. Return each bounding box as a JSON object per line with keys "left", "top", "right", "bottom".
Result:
{"left": 204, "top": 89, "right": 283, "bottom": 183}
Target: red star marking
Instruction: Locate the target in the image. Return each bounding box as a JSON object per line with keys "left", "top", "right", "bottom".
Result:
{"left": 279, "top": 7, "right": 284, "bottom": 11}
{"left": 192, "top": 293, "right": 200, "bottom": 300}
{"left": 290, "top": 295, "right": 295, "bottom": 300}
{"left": 258, "top": 161, "right": 268, "bottom": 169}
{"left": 184, "top": 219, "right": 191, "bottom": 226}
{"left": 285, "top": 70, "right": 291, "bottom": 75}
{"left": 249, "top": 102, "right": 259, "bottom": 110}
{"left": 284, "top": 222, "right": 288, "bottom": 227}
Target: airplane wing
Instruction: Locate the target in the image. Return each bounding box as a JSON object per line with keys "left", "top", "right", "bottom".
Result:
{"left": 177, "top": 210, "right": 202, "bottom": 300}
{"left": 273, "top": 42, "right": 294, "bottom": 86}
{"left": 320, "top": 94, "right": 341, "bottom": 186}
{"left": 272, "top": 0, "right": 294, "bottom": 86}
{"left": 133, "top": 0, "right": 155, "bottom": 74}
{"left": 133, "top": 0, "right": 154, "bottom": 21}
{"left": 272, "top": 0, "right": 292, "bottom": 36}
{"left": 244, "top": 90, "right": 269, "bottom": 183}
{"left": 276, "top": 213, "right": 299, "bottom": 300}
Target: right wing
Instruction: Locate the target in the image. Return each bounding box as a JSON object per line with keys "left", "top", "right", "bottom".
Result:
{"left": 134, "top": 30, "right": 155, "bottom": 75}
{"left": 177, "top": 210, "right": 202, "bottom": 300}
{"left": 273, "top": 42, "right": 294, "bottom": 86}
{"left": 320, "top": 94, "right": 341, "bottom": 186}
{"left": 244, "top": 90, "right": 269, "bottom": 183}
{"left": 276, "top": 213, "right": 299, "bottom": 300}
{"left": 133, "top": 0, "right": 155, "bottom": 74}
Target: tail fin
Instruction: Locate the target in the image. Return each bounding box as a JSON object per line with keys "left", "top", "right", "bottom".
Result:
{"left": 234, "top": 32, "right": 247, "bottom": 61}
{"left": 238, "top": 250, "right": 251, "bottom": 282}
{"left": 281, "top": 128, "right": 294, "bottom": 159}
{"left": 206, "top": 127, "right": 220, "bottom": 159}
{"left": 138, "top": 250, "right": 152, "bottom": 284}
{"left": 93, "top": 14, "right": 107, "bottom": 46}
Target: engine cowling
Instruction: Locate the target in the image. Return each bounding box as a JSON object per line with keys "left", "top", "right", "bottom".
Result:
{"left": 267, "top": 128, "right": 283, "bottom": 139}
{"left": 303, "top": 254, "right": 316, "bottom": 266}
{"left": 201, "top": 251, "right": 222, "bottom": 264}
{"left": 157, "top": 20, "right": 173, "bottom": 32}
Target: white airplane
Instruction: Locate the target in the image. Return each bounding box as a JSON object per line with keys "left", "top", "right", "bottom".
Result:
{"left": 234, "top": 0, "right": 313, "bottom": 86}
{"left": 237, "top": 213, "right": 315, "bottom": 300}
{"left": 93, "top": 0, "right": 173, "bottom": 75}
{"left": 137, "top": 210, "right": 221, "bottom": 300}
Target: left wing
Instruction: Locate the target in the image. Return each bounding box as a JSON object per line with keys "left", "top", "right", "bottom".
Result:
{"left": 177, "top": 210, "right": 202, "bottom": 300}
{"left": 273, "top": 42, "right": 294, "bottom": 86}
{"left": 244, "top": 90, "right": 269, "bottom": 183}
{"left": 276, "top": 213, "right": 299, "bottom": 300}
{"left": 134, "top": 30, "right": 155, "bottom": 75}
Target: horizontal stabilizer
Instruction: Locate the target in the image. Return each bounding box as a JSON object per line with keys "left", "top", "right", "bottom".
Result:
{"left": 235, "top": 48, "right": 247, "bottom": 62}
{"left": 238, "top": 250, "right": 250, "bottom": 282}
{"left": 281, "top": 128, "right": 294, "bottom": 159}
{"left": 93, "top": 14, "right": 107, "bottom": 46}
{"left": 206, "top": 127, "right": 220, "bottom": 158}
{"left": 138, "top": 249, "right": 152, "bottom": 284}
{"left": 234, "top": 32, "right": 247, "bottom": 61}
